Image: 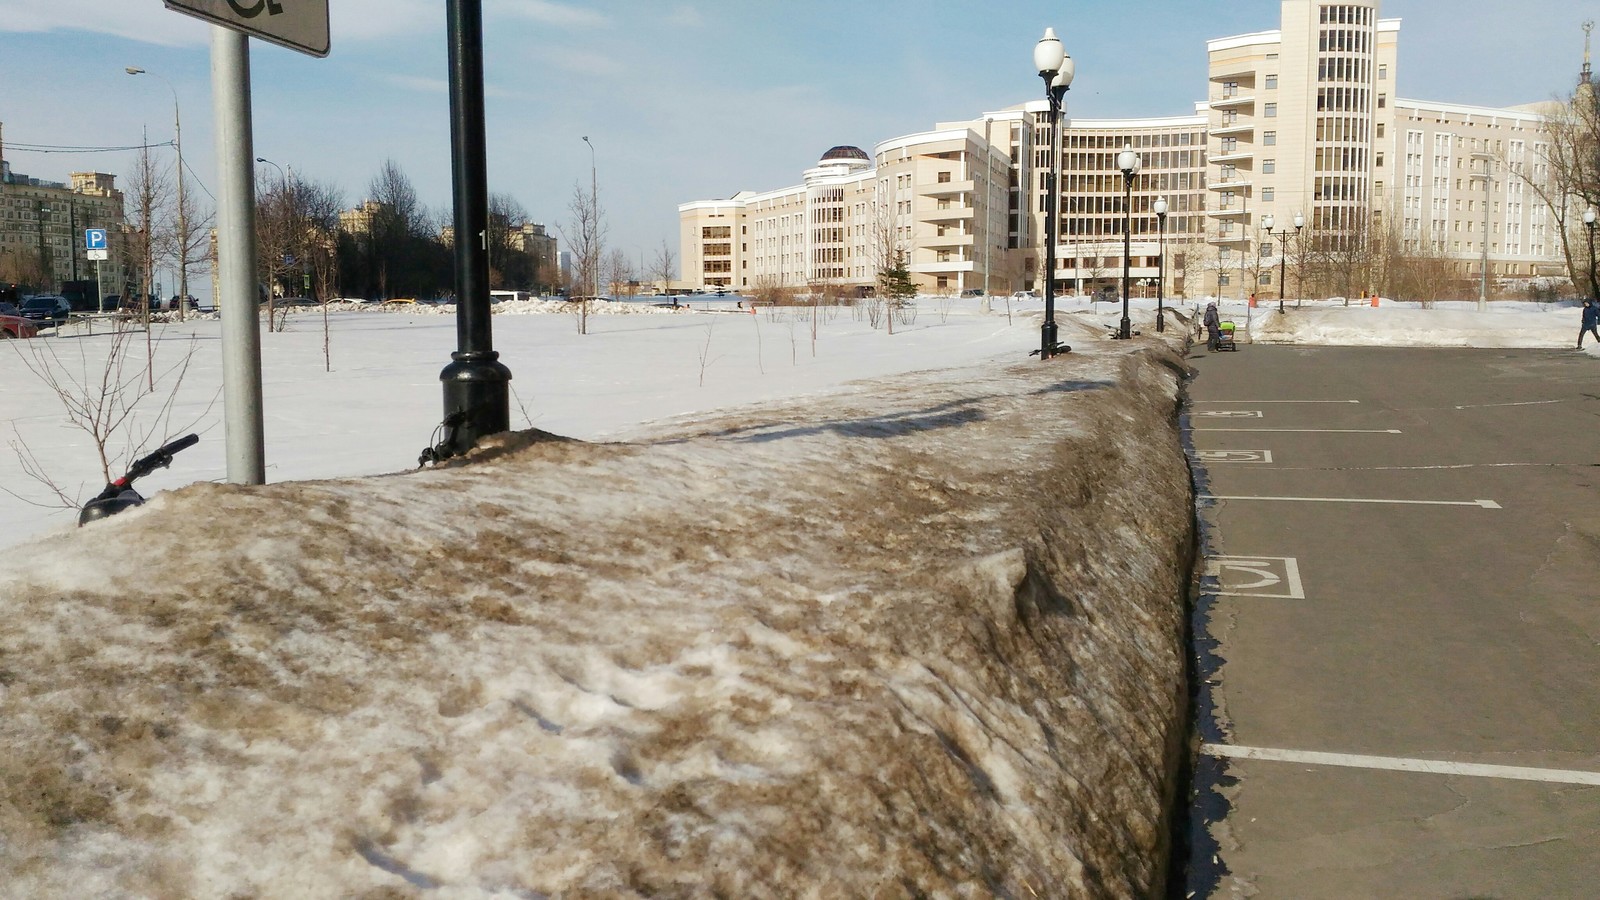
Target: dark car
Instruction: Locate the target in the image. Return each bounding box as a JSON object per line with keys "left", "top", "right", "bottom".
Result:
{"left": 20, "top": 295, "right": 71, "bottom": 327}
{"left": 0, "top": 301, "right": 18, "bottom": 317}
{"left": 0, "top": 283, "right": 20, "bottom": 306}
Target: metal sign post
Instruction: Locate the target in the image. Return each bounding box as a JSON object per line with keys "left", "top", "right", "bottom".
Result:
{"left": 162, "top": 0, "right": 329, "bottom": 485}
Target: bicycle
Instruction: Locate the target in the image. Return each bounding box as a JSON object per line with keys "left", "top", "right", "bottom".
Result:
{"left": 79, "top": 434, "right": 200, "bottom": 526}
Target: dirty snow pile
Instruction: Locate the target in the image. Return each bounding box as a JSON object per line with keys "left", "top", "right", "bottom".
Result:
{"left": 1200, "top": 298, "right": 1600, "bottom": 350}
{"left": 0, "top": 340, "right": 1196, "bottom": 896}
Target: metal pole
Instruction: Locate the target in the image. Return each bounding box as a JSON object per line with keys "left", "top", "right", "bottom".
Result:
{"left": 1588, "top": 221, "right": 1598, "bottom": 299}
{"left": 174, "top": 90, "right": 188, "bottom": 316}
{"left": 583, "top": 136, "right": 597, "bottom": 299}
{"left": 1480, "top": 173, "right": 1489, "bottom": 312}
{"left": 438, "top": 0, "right": 511, "bottom": 457}
{"left": 1156, "top": 212, "right": 1166, "bottom": 333}
{"left": 1278, "top": 231, "right": 1287, "bottom": 311}
{"left": 210, "top": 26, "right": 266, "bottom": 484}
{"left": 1120, "top": 173, "right": 1132, "bottom": 339}
{"left": 1041, "top": 84, "right": 1061, "bottom": 358}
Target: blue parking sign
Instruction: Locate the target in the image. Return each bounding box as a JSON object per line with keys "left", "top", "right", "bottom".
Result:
{"left": 85, "top": 228, "right": 108, "bottom": 250}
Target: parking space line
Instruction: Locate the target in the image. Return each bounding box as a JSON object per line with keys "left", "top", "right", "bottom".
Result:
{"left": 1202, "top": 744, "right": 1600, "bottom": 786}
{"left": 1201, "top": 495, "right": 1500, "bottom": 508}
{"left": 1195, "top": 428, "right": 1402, "bottom": 433}
{"left": 1193, "top": 400, "right": 1361, "bottom": 404}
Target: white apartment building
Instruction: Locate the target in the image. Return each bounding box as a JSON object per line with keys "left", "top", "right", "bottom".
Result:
{"left": 680, "top": 0, "right": 1568, "bottom": 299}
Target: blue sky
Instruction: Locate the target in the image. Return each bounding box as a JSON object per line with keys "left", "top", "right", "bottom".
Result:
{"left": 0, "top": 0, "right": 1588, "bottom": 276}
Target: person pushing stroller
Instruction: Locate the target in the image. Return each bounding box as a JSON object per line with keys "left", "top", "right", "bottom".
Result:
{"left": 1203, "top": 301, "right": 1222, "bottom": 351}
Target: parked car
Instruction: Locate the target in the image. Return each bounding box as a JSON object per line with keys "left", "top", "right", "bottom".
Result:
{"left": 1010, "top": 290, "right": 1040, "bottom": 301}
{"left": 20, "top": 295, "right": 71, "bottom": 327}
{"left": 1, "top": 309, "right": 39, "bottom": 339}
{"left": 960, "top": 288, "right": 986, "bottom": 298}
{"left": 1, "top": 283, "right": 22, "bottom": 306}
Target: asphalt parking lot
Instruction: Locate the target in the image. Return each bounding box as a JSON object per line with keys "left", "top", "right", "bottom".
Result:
{"left": 1183, "top": 346, "right": 1600, "bottom": 898}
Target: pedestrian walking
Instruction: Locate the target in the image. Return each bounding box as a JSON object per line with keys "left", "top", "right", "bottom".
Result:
{"left": 1203, "top": 301, "right": 1222, "bottom": 351}
{"left": 1580, "top": 298, "right": 1599, "bottom": 349}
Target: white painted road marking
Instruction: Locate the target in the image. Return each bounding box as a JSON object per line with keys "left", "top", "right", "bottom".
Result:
{"left": 1202, "top": 495, "right": 1501, "bottom": 508}
{"left": 1193, "top": 449, "right": 1274, "bottom": 463}
{"left": 1205, "top": 556, "right": 1304, "bottom": 599}
{"left": 1203, "top": 744, "right": 1600, "bottom": 786}
{"left": 1454, "top": 399, "right": 1566, "bottom": 410}
{"left": 1193, "top": 400, "right": 1361, "bottom": 404}
{"left": 1195, "top": 428, "right": 1402, "bottom": 433}
{"left": 1194, "top": 410, "right": 1265, "bottom": 418}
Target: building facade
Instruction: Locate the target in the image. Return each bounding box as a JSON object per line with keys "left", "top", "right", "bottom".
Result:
{"left": 1, "top": 158, "right": 129, "bottom": 296}
{"left": 680, "top": 0, "right": 1567, "bottom": 300}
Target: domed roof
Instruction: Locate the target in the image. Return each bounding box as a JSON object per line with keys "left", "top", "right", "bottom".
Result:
{"left": 820, "top": 145, "right": 870, "bottom": 162}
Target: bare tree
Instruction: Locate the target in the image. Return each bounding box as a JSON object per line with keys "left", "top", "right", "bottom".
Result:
{"left": 560, "top": 181, "right": 606, "bottom": 334}
{"left": 1514, "top": 89, "right": 1599, "bottom": 299}
{"left": 605, "top": 248, "right": 636, "bottom": 299}
{"left": 651, "top": 239, "right": 676, "bottom": 294}
{"left": 6, "top": 319, "right": 211, "bottom": 512}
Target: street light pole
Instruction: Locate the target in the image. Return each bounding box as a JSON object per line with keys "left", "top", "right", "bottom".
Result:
{"left": 126, "top": 67, "right": 188, "bottom": 315}
{"left": 1153, "top": 197, "right": 1167, "bottom": 333}
{"left": 435, "top": 0, "right": 512, "bottom": 459}
{"left": 1293, "top": 214, "right": 1304, "bottom": 306}
{"left": 1584, "top": 207, "right": 1597, "bottom": 300}
{"left": 1470, "top": 152, "right": 1494, "bottom": 312}
{"left": 1116, "top": 145, "right": 1140, "bottom": 340}
{"left": 582, "top": 135, "right": 597, "bottom": 299}
{"left": 255, "top": 157, "right": 290, "bottom": 301}
{"left": 1031, "top": 28, "right": 1074, "bottom": 359}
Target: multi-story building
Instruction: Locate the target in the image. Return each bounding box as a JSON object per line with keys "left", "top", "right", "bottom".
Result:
{"left": 1, "top": 157, "right": 129, "bottom": 295}
{"left": 680, "top": 0, "right": 1569, "bottom": 300}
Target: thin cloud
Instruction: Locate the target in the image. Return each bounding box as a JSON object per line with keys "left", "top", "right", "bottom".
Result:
{"left": 664, "top": 6, "right": 705, "bottom": 28}
{"left": 488, "top": 0, "right": 608, "bottom": 29}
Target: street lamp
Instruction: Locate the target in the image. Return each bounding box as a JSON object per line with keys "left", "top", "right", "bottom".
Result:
{"left": 1031, "top": 27, "right": 1074, "bottom": 359}
{"left": 35, "top": 201, "right": 51, "bottom": 289}
{"left": 1584, "top": 207, "right": 1597, "bottom": 300}
{"left": 582, "top": 135, "right": 598, "bottom": 299}
{"left": 1260, "top": 213, "right": 1304, "bottom": 314}
{"left": 127, "top": 66, "right": 189, "bottom": 315}
{"left": 1152, "top": 196, "right": 1167, "bottom": 333}
{"left": 1117, "top": 144, "right": 1140, "bottom": 339}
{"left": 255, "top": 157, "right": 296, "bottom": 301}
{"left": 1470, "top": 152, "right": 1494, "bottom": 312}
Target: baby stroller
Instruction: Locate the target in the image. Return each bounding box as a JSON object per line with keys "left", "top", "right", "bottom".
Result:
{"left": 1207, "top": 320, "right": 1239, "bottom": 352}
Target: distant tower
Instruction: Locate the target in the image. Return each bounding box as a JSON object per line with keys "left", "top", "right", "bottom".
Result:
{"left": 1583, "top": 19, "right": 1595, "bottom": 88}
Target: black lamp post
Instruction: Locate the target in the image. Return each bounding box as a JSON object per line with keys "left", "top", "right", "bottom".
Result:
{"left": 1585, "top": 207, "right": 1598, "bottom": 300}
{"left": 1260, "top": 212, "right": 1304, "bottom": 314}
{"left": 1153, "top": 196, "right": 1167, "bottom": 333}
{"left": 1032, "top": 28, "right": 1075, "bottom": 359}
{"left": 434, "top": 0, "right": 511, "bottom": 460}
{"left": 1116, "top": 145, "right": 1140, "bottom": 340}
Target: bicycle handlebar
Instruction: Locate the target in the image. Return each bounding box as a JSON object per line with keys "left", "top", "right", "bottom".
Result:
{"left": 119, "top": 433, "right": 199, "bottom": 486}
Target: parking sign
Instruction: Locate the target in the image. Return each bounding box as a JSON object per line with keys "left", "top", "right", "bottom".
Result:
{"left": 85, "top": 228, "right": 107, "bottom": 250}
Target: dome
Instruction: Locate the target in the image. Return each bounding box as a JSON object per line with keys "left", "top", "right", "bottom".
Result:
{"left": 819, "top": 145, "right": 870, "bottom": 163}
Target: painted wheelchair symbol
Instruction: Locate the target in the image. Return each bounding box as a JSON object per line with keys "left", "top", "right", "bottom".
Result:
{"left": 1193, "top": 449, "right": 1273, "bottom": 463}
{"left": 1204, "top": 556, "right": 1305, "bottom": 599}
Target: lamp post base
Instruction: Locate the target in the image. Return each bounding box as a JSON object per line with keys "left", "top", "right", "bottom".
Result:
{"left": 1156, "top": 310, "right": 1165, "bottom": 333}
{"left": 434, "top": 351, "right": 512, "bottom": 460}
{"left": 1118, "top": 317, "right": 1132, "bottom": 340}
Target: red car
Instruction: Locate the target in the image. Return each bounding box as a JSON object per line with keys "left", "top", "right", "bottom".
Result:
{"left": 0, "top": 301, "right": 40, "bottom": 339}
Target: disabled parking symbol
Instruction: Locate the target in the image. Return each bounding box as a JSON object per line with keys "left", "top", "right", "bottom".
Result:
{"left": 1204, "top": 556, "right": 1305, "bottom": 599}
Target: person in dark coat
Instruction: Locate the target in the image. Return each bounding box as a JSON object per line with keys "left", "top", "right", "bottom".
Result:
{"left": 1203, "top": 301, "right": 1222, "bottom": 351}
{"left": 1580, "top": 298, "right": 1599, "bottom": 349}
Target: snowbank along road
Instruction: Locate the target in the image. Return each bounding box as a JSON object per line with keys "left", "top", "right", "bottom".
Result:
{"left": 0, "top": 338, "right": 1200, "bottom": 896}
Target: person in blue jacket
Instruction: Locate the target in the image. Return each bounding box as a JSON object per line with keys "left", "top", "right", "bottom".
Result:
{"left": 1580, "top": 298, "right": 1599, "bottom": 349}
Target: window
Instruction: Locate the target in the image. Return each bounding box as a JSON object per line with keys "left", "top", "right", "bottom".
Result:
{"left": 1378, "top": 64, "right": 1388, "bottom": 80}
{"left": 1265, "top": 102, "right": 1278, "bottom": 117}
{"left": 1262, "top": 187, "right": 1275, "bottom": 202}
{"left": 1376, "top": 123, "right": 1385, "bottom": 138}
{"left": 1265, "top": 75, "right": 1278, "bottom": 90}
{"left": 1377, "top": 94, "right": 1386, "bottom": 109}
{"left": 937, "top": 172, "right": 952, "bottom": 183}
{"left": 1262, "top": 159, "right": 1276, "bottom": 174}
{"left": 1375, "top": 152, "right": 1384, "bottom": 167}
{"left": 1264, "top": 130, "right": 1277, "bottom": 146}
